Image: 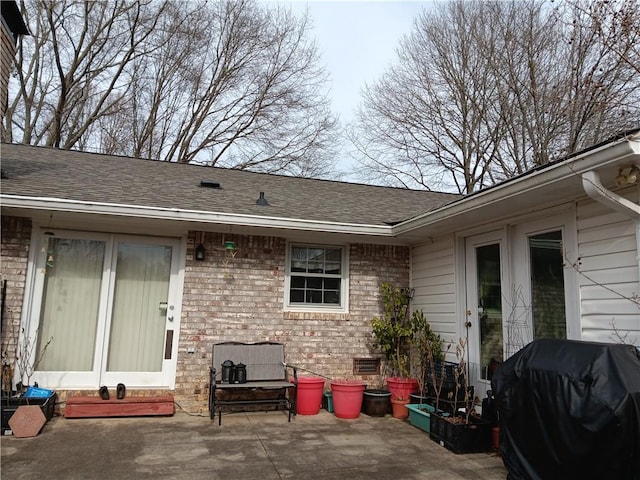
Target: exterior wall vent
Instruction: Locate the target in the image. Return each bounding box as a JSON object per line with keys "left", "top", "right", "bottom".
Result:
{"left": 353, "top": 357, "right": 380, "bottom": 375}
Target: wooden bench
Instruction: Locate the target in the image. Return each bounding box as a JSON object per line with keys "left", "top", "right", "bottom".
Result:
{"left": 208, "top": 342, "right": 297, "bottom": 425}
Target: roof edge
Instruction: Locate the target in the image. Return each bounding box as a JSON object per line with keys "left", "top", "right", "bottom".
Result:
{"left": 393, "top": 133, "right": 640, "bottom": 236}
{"left": 1, "top": 194, "right": 395, "bottom": 237}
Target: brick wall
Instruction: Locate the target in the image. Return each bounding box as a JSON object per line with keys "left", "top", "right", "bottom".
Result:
{"left": 0, "top": 220, "right": 410, "bottom": 413}
{"left": 177, "top": 231, "right": 410, "bottom": 412}
{"left": 0, "top": 216, "right": 31, "bottom": 389}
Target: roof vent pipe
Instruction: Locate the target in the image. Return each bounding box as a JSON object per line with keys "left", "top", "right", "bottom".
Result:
{"left": 256, "top": 191, "right": 270, "bottom": 206}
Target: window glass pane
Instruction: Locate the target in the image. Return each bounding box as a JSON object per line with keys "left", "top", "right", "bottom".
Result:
{"left": 307, "top": 290, "right": 323, "bottom": 303}
{"left": 306, "top": 277, "right": 322, "bottom": 289}
{"left": 308, "top": 248, "right": 324, "bottom": 263}
{"left": 530, "top": 231, "right": 566, "bottom": 339}
{"left": 477, "top": 244, "right": 503, "bottom": 380}
{"left": 37, "top": 238, "right": 105, "bottom": 371}
{"left": 324, "top": 291, "right": 340, "bottom": 304}
{"left": 325, "top": 262, "right": 341, "bottom": 275}
{"left": 325, "top": 249, "right": 341, "bottom": 262}
{"left": 324, "top": 278, "right": 340, "bottom": 290}
{"left": 291, "top": 247, "right": 308, "bottom": 272}
{"left": 308, "top": 262, "right": 324, "bottom": 273}
{"left": 291, "top": 262, "right": 307, "bottom": 273}
{"left": 291, "top": 276, "right": 305, "bottom": 288}
{"left": 306, "top": 248, "right": 324, "bottom": 273}
{"left": 290, "top": 289, "right": 304, "bottom": 303}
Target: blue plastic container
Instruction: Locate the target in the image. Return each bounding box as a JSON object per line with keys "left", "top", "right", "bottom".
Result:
{"left": 23, "top": 386, "right": 54, "bottom": 398}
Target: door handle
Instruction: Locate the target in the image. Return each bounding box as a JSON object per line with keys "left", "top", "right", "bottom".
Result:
{"left": 164, "top": 330, "right": 173, "bottom": 359}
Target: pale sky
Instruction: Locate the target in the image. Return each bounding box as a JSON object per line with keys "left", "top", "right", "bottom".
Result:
{"left": 271, "top": 1, "right": 433, "bottom": 179}
{"left": 284, "top": 1, "right": 429, "bottom": 122}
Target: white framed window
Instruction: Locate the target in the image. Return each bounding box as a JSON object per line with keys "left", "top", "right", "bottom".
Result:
{"left": 285, "top": 244, "right": 348, "bottom": 312}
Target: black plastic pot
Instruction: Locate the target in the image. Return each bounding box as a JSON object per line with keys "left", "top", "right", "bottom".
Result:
{"left": 410, "top": 393, "right": 430, "bottom": 404}
{"left": 362, "top": 389, "right": 391, "bottom": 417}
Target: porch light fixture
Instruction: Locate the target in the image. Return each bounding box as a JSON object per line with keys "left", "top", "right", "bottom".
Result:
{"left": 195, "top": 243, "right": 206, "bottom": 261}
{"left": 615, "top": 164, "right": 639, "bottom": 187}
{"left": 256, "top": 191, "right": 270, "bottom": 206}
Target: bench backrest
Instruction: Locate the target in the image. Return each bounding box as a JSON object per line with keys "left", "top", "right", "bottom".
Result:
{"left": 212, "top": 342, "right": 287, "bottom": 382}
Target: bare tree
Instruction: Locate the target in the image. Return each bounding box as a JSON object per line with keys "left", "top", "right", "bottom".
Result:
{"left": 560, "top": 0, "right": 639, "bottom": 152}
{"left": 4, "top": 0, "right": 338, "bottom": 177}
{"left": 349, "top": 0, "right": 505, "bottom": 194}
{"left": 350, "top": 0, "right": 640, "bottom": 193}
{"left": 564, "top": 0, "right": 640, "bottom": 75}
{"left": 486, "top": 0, "right": 568, "bottom": 177}
{"left": 486, "top": 1, "right": 638, "bottom": 177}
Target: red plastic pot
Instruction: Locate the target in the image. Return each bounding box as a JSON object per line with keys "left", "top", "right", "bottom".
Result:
{"left": 296, "top": 376, "right": 325, "bottom": 415}
{"left": 330, "top": 379, "right": 366, "bottom": 419}
{"left": 386, "top": 377, "right": 418, "bottom": 401}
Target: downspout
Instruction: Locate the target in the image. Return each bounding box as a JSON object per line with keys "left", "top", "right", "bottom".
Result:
{"left": 581, "top": 170, "right": 640, "bottom": 277}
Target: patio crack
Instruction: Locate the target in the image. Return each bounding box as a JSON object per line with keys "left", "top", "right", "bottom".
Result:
{"left": 255, "top": 433, "right": 284, "bottom": 480}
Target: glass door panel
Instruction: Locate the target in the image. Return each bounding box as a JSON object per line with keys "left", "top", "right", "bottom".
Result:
{"left": 529, "top": 231, "right": 566, "bottom": 339}
{"left": 37, "top": 237, "right": 105, "bottom": 371}
{"left": 107, "top": 243, "right": 172, "bottom": 372}
{"left": 476, "top": 244, "right": 504, "bottom": 380}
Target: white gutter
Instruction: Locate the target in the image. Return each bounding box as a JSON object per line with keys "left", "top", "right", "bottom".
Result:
{"left": 581, "top": 171, "right": 640, "bottom": 217}
{"left": 581, "top": 169, "right": 640, "bottom": 277}
{"left": 0, "top": 194, "right": 394, "bottom": 237}
{"left": 394, "top": 134, "right": 640, "bottom": 236}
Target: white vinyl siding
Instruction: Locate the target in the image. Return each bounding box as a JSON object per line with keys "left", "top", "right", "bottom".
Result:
{"left": 576, "top": 191, "right": 640, "bottom": 344}
{"left": 410, "top": 235, "right": 458, "bottom": 345}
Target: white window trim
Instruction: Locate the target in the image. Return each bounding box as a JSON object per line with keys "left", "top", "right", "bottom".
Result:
{"left": 284, "top": 243, "right": 349, "bottom": 313}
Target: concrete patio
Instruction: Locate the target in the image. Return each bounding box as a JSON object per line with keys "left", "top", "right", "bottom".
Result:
{"left": 1, "top": 409, "right": 507, "bottom": 479}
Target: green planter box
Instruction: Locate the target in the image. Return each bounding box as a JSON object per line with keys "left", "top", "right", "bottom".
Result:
{"left": 407, "top": 403, "right": 435, "bottom": 433}
{"left": 322, "top": 392, "right": 334, "bottom": 413}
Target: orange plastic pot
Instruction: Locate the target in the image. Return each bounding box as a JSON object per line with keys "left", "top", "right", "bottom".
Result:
{"left": 390, "top": 397, "right": 410, "bottom": 419}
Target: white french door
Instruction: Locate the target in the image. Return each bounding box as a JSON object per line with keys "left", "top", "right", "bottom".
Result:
{"left": 465, "top": 231, "right": 507, "bottom": 398}
{"left": 511, "top": 213, "right": 576, "bottom": 345}
{"left": 27, "top": 230, "right": 181, "bottom": 389}
{"left": 463, "top": 212, "right": 577, "bottom": 396}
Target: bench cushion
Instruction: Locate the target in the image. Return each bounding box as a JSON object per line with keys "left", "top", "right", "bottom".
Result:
{"left": 212, "top": 342, "right": 287, "bottom": 382}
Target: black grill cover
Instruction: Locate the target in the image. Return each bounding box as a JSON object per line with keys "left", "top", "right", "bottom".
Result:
{"left": 491, "top": 339, "right": 640, "bottom": 480}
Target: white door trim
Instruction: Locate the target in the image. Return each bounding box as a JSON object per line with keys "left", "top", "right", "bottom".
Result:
{"left": 22, "top": 228, "right": 184, "bottom": 390}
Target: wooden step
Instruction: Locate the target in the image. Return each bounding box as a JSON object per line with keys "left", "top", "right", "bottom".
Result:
{"left": 64, "top": 395, "right": 175, "bottom": 419}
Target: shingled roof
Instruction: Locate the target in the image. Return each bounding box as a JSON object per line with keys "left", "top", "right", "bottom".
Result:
{"left": 0, "top": 143, "right": 458, "bottom": 226}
